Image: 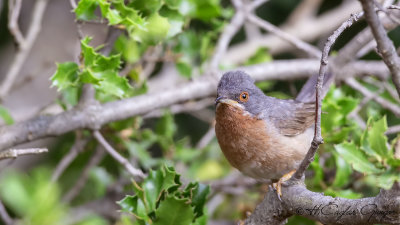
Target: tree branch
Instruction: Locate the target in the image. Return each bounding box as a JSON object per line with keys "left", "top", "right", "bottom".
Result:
{"left": 293, "top": 12, "right": 364, "bottom": 180}
{"left": 51, "top": 134, "right": 90, "bottom": 182}
{"left": 345, "top": 77, "right": 400, "bottom": 116}
{"left": 8, "top": 0, "right": 24, "bottom": 47}
{"left": 0, "top": 148, "right": 48, "bottom": 160}
{"left": 360, "top": 0, "right": 400, "bottom": 97}
{"left": 0, "top": 60, "right": 388, "bottom": 152}
{"left": 0, "top": 0, "right": 49, "bottom": 99}
{"left": 246, "top": 14, "right": 321, "bottom": 58}
{"left": 62, "top": 145, "right": 105, "bottom": 203}
{"left": 209, "top": 0, "right": 245, "bottom": 72}
{"left": 93, "top": 131, "right": 145, "bottom": 179}
{"left": 0, "top": 200, "right": 13, "bottom": 225}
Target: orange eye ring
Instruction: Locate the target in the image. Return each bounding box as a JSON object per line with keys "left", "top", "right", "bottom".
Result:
{"left": 239, "top": 91, "right": 249, "bottom": 102}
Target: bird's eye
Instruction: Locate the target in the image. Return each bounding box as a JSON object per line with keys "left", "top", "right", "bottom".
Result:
{"left": 239, "top": 91, "right": 249, "bottom": 102}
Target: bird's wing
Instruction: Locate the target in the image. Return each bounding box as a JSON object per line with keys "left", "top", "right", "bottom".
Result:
{"left": 267, "top": 100, "right": 316, "bottom": 137}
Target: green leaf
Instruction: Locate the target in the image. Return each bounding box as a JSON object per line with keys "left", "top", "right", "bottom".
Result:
{"left": 190, "top": 0, "right": 221, "bottom": 21}
{"left": 51, "top": 62, "right": 79, "bottom": 91}
{"left": 81, "top": 37, "right": 97, "bottom": 67}
{"left": 132, "top": 13, "right": 170, "bottom": 45}
{"left": 309, "top": 154, "right": 323, "bottom": 188}
{"left": 153, "top": 195, "right": 195, "bottom": 225}
{"left": 244, "top": 47, "right": 272, "bottom": 65}
{"left": 165, "top": 0, "right": 182, "bottom": 9}
{"left": 118, "top": 195, "right": 149, "bottom": 220}
{"left": 321, "top": 88, "right": 358, "bottom": 138}
{"left": 130, "top": 0, "right": 163, "bottom": 15}
{"left": 0, "top": 105, "right": 14, "bottom": 125}
{"left": 335, "top": 142, "right": 382, "bottom": 174}
{"left": 61, "top": 86, "right": 80, "bottom": 108}
{"left": 176, "top": 61, "right": 192, "bottom": 77}
{"left": 0, "top": 169, "right": 66, "bottom": 225}
{"left": 184, "top": 182, "right": 210, "bottom": 218}
{"left": 141, "top": 166, "right": 181, "bottom": 212}
{"left": 96, "top": 70, "right": 131, "bottom": 98}
{"left": 94, "top": 54, "right": 121, "bottom": 71}
{"left": 115, "top": 36, "right": 141, "bottom": 63}
{"left": 78, "top": 36, "right": 133, "bottom": 98}
{"left": 367, "top": 117, "right": 390, "bottom": 161}
{"left": 332, "top": 153, "right": 352, "bottom": 188}
{"left": 98, "top": 0, "right": 123, "bottom": 25}
{"left": 113, "top": 0, "right": 147, "bottom": 30}
{"left": 370, "top": 169, "right": 400, "bottom": 189}
{"left": 160, "top": 7, "right": 185, "bottom": 38}
{"left": 156, "top": 112, "right": 176, "bottom": 139}
{"left": 74, "top": 0, "right": 98, "bottom": 21}
{"left": 80, "top": 69, "right": 101, "bottom": 85}
{"left": 325, "top": 188, "right": 362, "bottom": 199}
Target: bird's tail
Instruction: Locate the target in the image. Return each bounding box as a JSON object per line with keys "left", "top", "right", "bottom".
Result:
{"left": 295, "top": 72, "right": 335, "bottom": 103}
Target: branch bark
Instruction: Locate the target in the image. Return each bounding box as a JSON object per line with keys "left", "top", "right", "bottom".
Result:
{"left": 0, "top": 148, "right": 48, "bottom": 160}
{"left": 360, "top": 0, "right": 400, "bottom": 97}
{"left": 0, "top": 0, "right": 49, "bottom": 99}
{"left": 0, "top": 60, "right": 386, "bottom": 152}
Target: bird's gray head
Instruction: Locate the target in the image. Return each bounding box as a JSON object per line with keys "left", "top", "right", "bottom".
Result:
{"left": 216, "top": 71, "right": 266, "bottom": 115}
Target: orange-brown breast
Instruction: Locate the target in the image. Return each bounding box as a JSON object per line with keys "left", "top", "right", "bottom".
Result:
{"left": 215, "top": 103, "right": 311, "bottom": 181}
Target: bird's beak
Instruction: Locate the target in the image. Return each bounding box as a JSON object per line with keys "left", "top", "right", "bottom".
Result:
{"left": 215, "top": 96, "right": 239, "bottom": 106}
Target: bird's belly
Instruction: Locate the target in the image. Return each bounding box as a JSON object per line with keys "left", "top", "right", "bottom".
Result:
{"left": 215, "top": 103, "right": 312, "bottom": 181}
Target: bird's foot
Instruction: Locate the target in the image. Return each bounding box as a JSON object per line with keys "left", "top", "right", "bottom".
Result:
{"left": 272, "top": 170, "right": 296, "bottom": 200}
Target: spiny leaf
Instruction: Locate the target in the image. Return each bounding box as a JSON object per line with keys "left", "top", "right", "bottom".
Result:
{"left": 335, "top": 142, "right": 382, "bottom": 174}
{"left": 81, "top": 37, "right": 97, "bottom": 67}
{"left": 74, "top": 0, "right": 98, "bottom": 21}
{"left": 183, "top": 182, "right": 210, "bottom": 218}
{"left": 153, "top": 195, "right": 194, "bottom": 225}
{"left": 367, "top": 117, "right": 390, "bottom": 161}
{"left": 96, "top": 70, "right": 131, "bottom": 98}
{"left": 51, "top": 62, "right": 79, "bottom": 91}
{"left": 332, "top": 153, "right": 352, "bottom": 188}
{"left": 118, "top": 196, "right": 148, "bottom": 220}
{"left": 98, "top": 0, "right": 123, "bottom": 25}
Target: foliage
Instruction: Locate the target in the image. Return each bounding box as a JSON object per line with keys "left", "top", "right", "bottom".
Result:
{"left": 0, "top": 168, "right": 107, "bottom": 225}
{"left": 118, "top": 165, "right": 209, "bottom": 225}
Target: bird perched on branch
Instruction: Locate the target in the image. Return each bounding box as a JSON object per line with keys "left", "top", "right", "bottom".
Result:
{"left": 215, "top": 71, "right": 333, "bottom": 195}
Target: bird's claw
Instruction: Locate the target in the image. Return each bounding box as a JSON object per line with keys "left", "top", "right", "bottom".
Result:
{"left": 272, "top": 170, "right": 296, "bottom": 201}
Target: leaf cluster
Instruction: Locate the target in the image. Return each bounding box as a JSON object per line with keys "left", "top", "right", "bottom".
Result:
{"left": 118, "top": 165, "right": 209, "bottom": 225}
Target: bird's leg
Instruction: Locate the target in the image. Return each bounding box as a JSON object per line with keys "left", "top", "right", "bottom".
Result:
{"left": 272, "top": 170, "right": 296, "bottom": 198}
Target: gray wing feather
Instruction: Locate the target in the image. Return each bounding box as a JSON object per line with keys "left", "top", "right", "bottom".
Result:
{"left": 259, "top": 99, "right": 315, "bottom": 137}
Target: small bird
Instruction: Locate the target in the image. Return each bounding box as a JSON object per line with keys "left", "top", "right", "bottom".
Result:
{"left": 215, "top": 71, "right": 332, "bottom": 194}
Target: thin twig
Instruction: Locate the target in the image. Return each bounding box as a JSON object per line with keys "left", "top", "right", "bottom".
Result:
{"left": 196, "top": 125, "right": 216, "bottom": 149}
{"left": 286, "top": 0, "right": 322, "bottom": 25}
{"left": 346, "top": 77, "right": 400, "bottom": 116}
{"left": 210, "top": 0, "right": 245, "bottom": 72}
{"left": 388, "top": 5, "right": 400, "bottom": 10}
{"left": 374, "top": 1, "right": 400, "bottom": 24}
{"left": 246, "top": 14, "right": 321, "bottom": 58}
{"left": 293, "top": 12, "right": 364, "bottom": 180}
{"left": 8, "top": 0, "right": 24, "bottom": 46}
{"left": 0, "top": 200, "right": 13, "bottom": 225}
{"left": 0, "top": 148, "right": 48, "bottom": 160}
{"left": 360, "top": 0, "right": 400, "bottom": 97}
{"left": 62, "top": 146, "right": 105, "bottom": 203}
{"left": 93, "top": 131, "right": 145, "bottom": 179}
{"left": 0, "top": 0, "right": 49, "bottom": 99}
{"left": 51, "top": 136, "right": 90, "bottom": 182}
{"left": 386, "top": 124, "right": 400, "bottom": 135}
{"left": 225, "top": 0, "right": 361, "bottom": 64}
{"left": 69, "top": 0, "right": 77, "bottom": 9}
